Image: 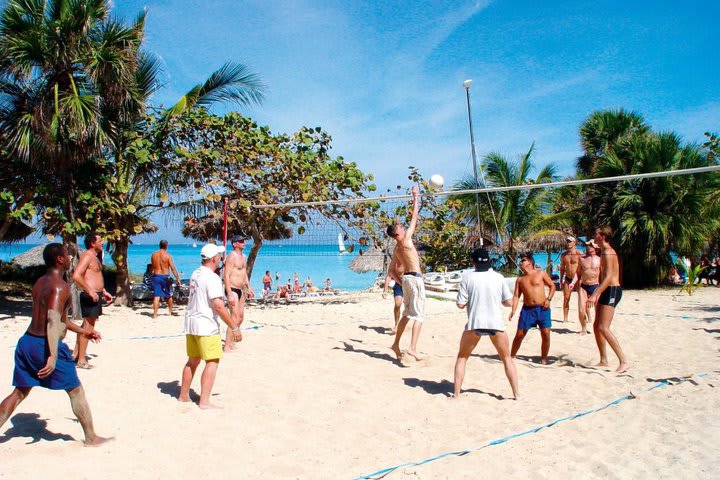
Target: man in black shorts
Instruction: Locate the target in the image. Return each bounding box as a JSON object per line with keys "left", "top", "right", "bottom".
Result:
{"left": 587, "top": 226, "right": 629, "bottom": 373}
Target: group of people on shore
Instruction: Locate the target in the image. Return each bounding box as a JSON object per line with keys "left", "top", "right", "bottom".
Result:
{"left": 265, "top": 271, "right": 334, "bottom": 299}
{"left": 383, "top": 189, "right": 629, "bottom": 401}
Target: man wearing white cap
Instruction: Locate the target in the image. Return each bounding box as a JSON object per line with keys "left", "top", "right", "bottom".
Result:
{"left": 559, "top": 236, "right": 582, "bottom": 324}
{"left": 179, "top": 244, "right": 240, "bottom": 409}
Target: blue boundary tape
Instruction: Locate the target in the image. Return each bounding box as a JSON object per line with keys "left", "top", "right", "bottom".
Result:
{"left": 352, "top": 372, "right": 717, "bottom": 480}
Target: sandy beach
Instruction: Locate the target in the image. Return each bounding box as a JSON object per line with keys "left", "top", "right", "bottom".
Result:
{"left": 0, "top": 286, "right": 718, "bottom": 479}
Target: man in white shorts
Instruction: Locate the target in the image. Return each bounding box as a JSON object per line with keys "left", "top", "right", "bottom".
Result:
{"left": 453, "top": 247, "right": 519, "bottom": 400}
{"left": 386, "top": 185, "right": 425, "bottom": 361}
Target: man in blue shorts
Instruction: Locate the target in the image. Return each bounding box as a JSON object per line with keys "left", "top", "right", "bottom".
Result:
{"left": 382, "top": 246, "right": 405, "bottom": 335}
{"left": 509, "top": 253, "right": 556, "bottom": 364}
{"left": 151, "top": 240, "right": 181, "bottom": 318}
{"left": 0, "top": 244, "right": 112, "bottom": 446}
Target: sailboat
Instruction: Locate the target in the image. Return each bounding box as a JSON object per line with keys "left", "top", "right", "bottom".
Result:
{"left": 338, "top": 233, "right": 347, "bottom": 254}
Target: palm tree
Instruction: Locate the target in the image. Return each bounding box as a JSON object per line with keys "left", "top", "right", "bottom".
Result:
{"left": 104, "top": 61, "right": 265, "bottom": 305}
{"left": 452, "top": 143, "right": 557, "bottom": 263}
{"left": 0, "top": 0, "right": 145, "bottom": 244}
{"left": 580, "top": 123, "right": 719, "bottom": 287}
{"left": 577, "top": 109, "right": 648, "bottom": 176}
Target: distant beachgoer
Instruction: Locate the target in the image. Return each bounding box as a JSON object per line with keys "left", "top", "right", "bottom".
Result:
{"left": 509, "top": 253, "right": 556, "bottom": 364}
{"left": 587, "top": 226, "right": 629, "bottom": 373}
{"left": 324, "top": 277, "right": 333, "bottom": 292}
{"left": 72, "top": 232, "right": 113, "bottom": 369}
{"left": 382, "top": 247, "right": 405, "bottom": 335}
{"left": 179, "top": 244, "right": 240, "bottom": 409}
{"left": 275, "top": 271, "right": 280, "bottom": 281}
{"left": 453, "top": 247, "right": 519, "bottom": 400}
{"left": 262, "top": 271, "right": 273, "bottom": 297}
{"left": 304, "top": 276, "right": 317, "bottom": 293}
{"left": 150, "top": 240, "right": 181, "bottom": 318}
{"left": 0, "top": 244, "right": 112, "bottom": 446}
{"left": 560, "top": 236, "right": 582, "bottom": 324}
{"left": 387, "top": 185, "right": 425, "bottom": 362}
{"left": 292, "top": 275, "right": 302, "bottom": 294}
{"left": 142, "top": 264, "right": 153, "bottom": 291}
{"left": 577, "top": 240, "right": 601, "bottom": 335}
{"left": 223, "top": 235, "right": 254, "bottom": 352}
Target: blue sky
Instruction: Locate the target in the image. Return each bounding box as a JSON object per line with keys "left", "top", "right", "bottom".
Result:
{"left": 89, "top": 1, "right": 720, "bottom": 242}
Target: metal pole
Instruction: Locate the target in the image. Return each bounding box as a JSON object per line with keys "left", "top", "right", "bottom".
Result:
{"left": 464, "top": 79, "right": 482, "bottom": 245}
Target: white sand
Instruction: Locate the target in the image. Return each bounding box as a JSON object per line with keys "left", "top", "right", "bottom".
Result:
{"left": 0, "top": 286, "right": 718, "bottom": 479}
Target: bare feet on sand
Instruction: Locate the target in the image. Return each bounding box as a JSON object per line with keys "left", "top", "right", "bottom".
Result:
{"left": 616, "top": 362, "right": 630, "bottom": 374}
{"left": 199, "top": 402, "right": 223, "bottom": 410}
{"left": 178, "top": 395, "right": 192, "bottom": 403}
{"left": 391, "top": 344, "right": 402, "bottom": 361}
{"left": 84, "top": 436, "right": 114, "bottom": 447}
{"left": 405, "top": 350, "right": 423, "bottom": 361}
{"left": 594, "top": 361, "right": 609, "bottom": 368}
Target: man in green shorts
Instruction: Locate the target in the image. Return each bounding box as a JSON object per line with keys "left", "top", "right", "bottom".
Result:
{"left": 179, "top": 244, "right": 241, "bottom": 409}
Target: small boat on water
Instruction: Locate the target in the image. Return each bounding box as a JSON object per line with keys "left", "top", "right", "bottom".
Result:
{"left": 338, "top": 233, "right": 347, "bottom": 254}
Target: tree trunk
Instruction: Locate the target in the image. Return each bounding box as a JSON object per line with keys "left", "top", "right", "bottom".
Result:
{"left": 112, "top": 237, "right": 133, "bottom": 306}
{"left": 246, "top": 237, "right": 263, "bottom": 281}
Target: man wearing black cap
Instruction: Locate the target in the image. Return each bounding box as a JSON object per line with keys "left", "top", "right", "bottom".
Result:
{"left": 223, "top": 235, "right": 254, "bottom": 352}
{"left": 453, "top": 248, "right": 519, "bottom": 400}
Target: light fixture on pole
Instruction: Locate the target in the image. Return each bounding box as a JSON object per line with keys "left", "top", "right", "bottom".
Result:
{"left": 464, "top": 79, "right": 482, "bottom": 245}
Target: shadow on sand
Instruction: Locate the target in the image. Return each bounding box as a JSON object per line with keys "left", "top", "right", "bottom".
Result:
{"left": 157, "top": 381, "right": 200, "bottom": 403}
{"left": 334, "top": 341, "right": 405, "bottom": 367}
{"left": 0, "top": 413, "right": 75, "bottom": 444}
{"left": 402, "top": 378, "right": 507, "bottom": 400}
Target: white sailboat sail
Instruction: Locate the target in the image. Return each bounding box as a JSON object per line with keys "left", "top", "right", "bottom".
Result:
{"left": 338, "top": 233, "right": 346, "bottom": 254}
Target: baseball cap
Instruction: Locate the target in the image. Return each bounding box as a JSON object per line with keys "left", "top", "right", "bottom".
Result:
{"left": 470, "top": 247, "right": 491, "bottom": 263}
{"left": 586, "top": 239, "right": 599, "bottom": 248}
{"left": 230, "top": 234, "right": 248, "bottom": 243}
{"left": 200, "top": 244, "right": 225, "bottom": 259}
{"left": 566, "top": 236, "right": 576, "bottom": 243}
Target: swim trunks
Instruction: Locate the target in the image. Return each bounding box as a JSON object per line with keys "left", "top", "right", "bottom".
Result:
{"left": 392, "top": 283, "right": 403, "bottom": 297}
{"left": 581, "top": 283, "right": 599, "bottom": 295}
{"left": 599, "top": 286, "right": 622, "bottom": 307}
{"left": 231, "top": 287, "right": 246, "bottom": 299}
{"left": 13, "top": 333, "right": 80, "bottom": 390}
{"left": 563, "top": 275, "right": 574, "bottom": 285}
{"left": 518, "top": 305, "right": 551, "bottom": 330}
{"left": 79, "top": 291, "right": 102, "bottom": 318}
{"left": 152, "top": 274, "right": 172, "bottom": 298}
{"left": 473, "top": 328, "right": 500, "bottom": 336}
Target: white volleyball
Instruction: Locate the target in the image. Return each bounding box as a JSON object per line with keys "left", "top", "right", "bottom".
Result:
{"left": 429, "top": 174, "right": 444, "bottom": 188}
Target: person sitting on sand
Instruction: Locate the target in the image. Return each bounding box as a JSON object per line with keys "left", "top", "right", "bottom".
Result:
{"left": 304, "top": 276, "right": 318, "bottom": 293}
{"left": 324, "top": 277, "right": 333, "bottom": 292}
{"left": 453, "top": 247, "right": 519, "bottom": 400}
{"left": 509, "top": 253, "right": 556, "bottom": 365}
{"left": 0, "top": 244, "right": 112, "bottom": 446}
{"left": 292, "top": 275, "right": 302, "bottom": 294}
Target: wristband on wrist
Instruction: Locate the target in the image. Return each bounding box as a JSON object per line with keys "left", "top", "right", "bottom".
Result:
{"left": 232, "top": 326, "right": 241, "bottom": 333}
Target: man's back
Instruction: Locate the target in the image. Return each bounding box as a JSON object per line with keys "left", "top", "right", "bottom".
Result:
{"left": 151, "top": 249, "right": 172, "bottom": 275}
{"left": 458, "top": 270, "right": 511, "bottom": 331}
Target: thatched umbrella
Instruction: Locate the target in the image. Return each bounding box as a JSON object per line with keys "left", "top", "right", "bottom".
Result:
{"left": 12, "top": 244, "right": 48, "bottom": 268}
{"left": 0, "top": 219, "right": 34, "bottom": 244}
{"left": 348, "top": 246, "right": 387, "bottom": 273}
{"left": 525, "top": 230, "right": 572, "bottom": 272}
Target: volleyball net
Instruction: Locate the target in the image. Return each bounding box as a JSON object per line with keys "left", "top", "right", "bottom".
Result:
{"left": 245, "top": 165, "right": 720, "bottom": 271}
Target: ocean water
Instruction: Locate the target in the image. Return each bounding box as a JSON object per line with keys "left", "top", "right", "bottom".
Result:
{"left": 0, "top": 243, "right": 378, "bottom": 292}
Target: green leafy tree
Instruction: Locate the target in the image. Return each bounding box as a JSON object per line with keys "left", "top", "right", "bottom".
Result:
{"left": 0, "top": 0, "right": 146, "bottom": 246}
{"left": 452, "top": 144, "right": 557, "bottom": 264}
{"left": 578, "top": 111, "right": 719, "bottom": 287}
{"left": 167, "top": 109, "right": 375, "bottom": 279}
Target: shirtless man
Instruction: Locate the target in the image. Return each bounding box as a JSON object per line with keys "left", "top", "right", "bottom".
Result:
{"left": 577, "top": 239, "right": 601, "bottom": 335}
{"left": 151, "top": 240, "right": 181, "bottom": 318}
{"left": 72, "top": 233, "right": 113, "bottom": 368}
{"left": 509, "top": 253, "right": 556, "bottom": 364}
{"left": 587, "top": 226, "right": 629, "bottom": 373}
{"left": 382, "top": 247, "right": 404, "bottom": 335}
{"left": 262, "top": 270, "right": 272, "bottom": 297}
{"left": 0, "top": 244, "right": 112, "bottom": 446}
{"left": 223, "top": 235, "right": 254, "bottom": 351}
{"left": 387, "top": 185, "right": 425, "bottom": 361}
{"left": 560, "top": 236, "right": 582, "bottom": 323}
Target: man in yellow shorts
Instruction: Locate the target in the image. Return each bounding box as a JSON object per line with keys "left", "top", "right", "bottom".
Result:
{"left": 179, "top": 244, "right": 240, "bottom": 409}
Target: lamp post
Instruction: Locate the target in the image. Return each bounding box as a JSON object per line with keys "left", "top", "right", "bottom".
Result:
{"left": 464, "top": 79, "right": 482, "bottom": 245}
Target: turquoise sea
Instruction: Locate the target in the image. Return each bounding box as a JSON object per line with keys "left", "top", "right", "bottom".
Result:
{"left": 0, "top": 243, "right": 378, "bottom": 293}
